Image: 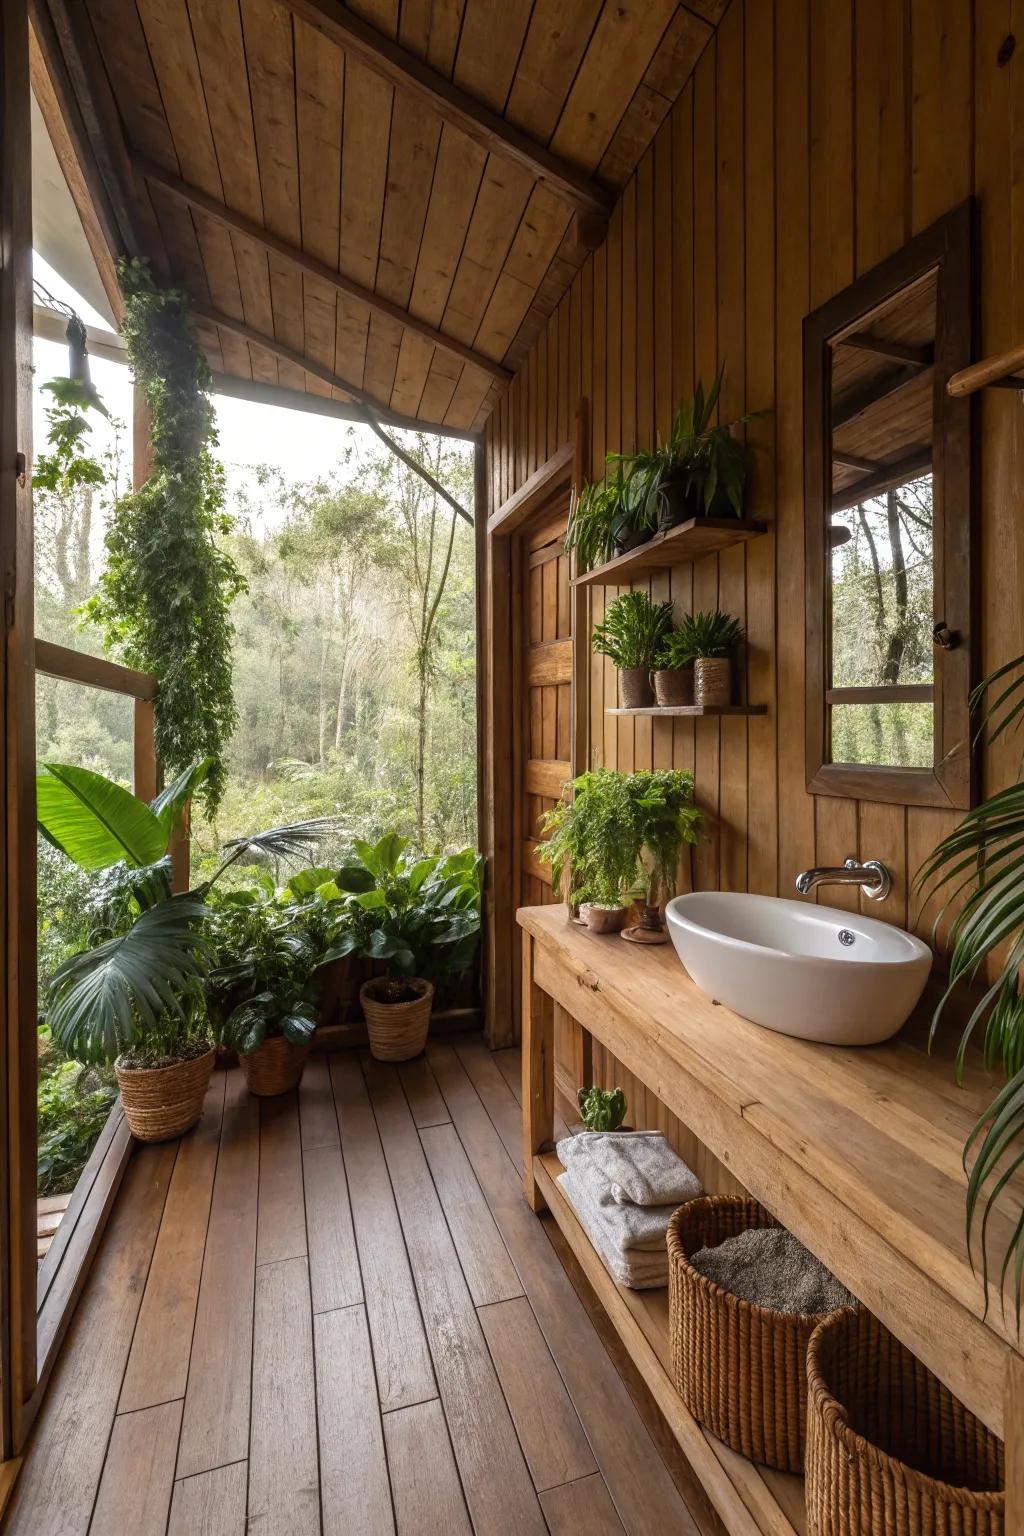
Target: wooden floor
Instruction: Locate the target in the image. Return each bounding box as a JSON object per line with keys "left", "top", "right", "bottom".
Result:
{"left": 4, "top": 1040, "right": 713, "bottom": 1536}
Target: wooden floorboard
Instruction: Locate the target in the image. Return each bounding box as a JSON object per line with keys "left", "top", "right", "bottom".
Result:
{"left": 6, "top": 1046, "right": 711, "bottom": 1536}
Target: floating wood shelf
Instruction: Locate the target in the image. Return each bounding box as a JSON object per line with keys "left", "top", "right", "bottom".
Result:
{"left": 534, "top": 1153, "right": 806, "bottom": 1536}
{"left": 606, "top": 703, "right": 767, "bottom": 717}
{"left": 572, "top": 517, "right": 767, "bottom": 588}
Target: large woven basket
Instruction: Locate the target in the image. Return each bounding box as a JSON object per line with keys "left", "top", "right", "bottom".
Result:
{"left": 242, "top": 1035, "right": 310, "bottom": 1097}
{"left": 115, "top": 1046, "right": 216, "bottom": 1142}
{"left": 360, "top": 977, "right": 433, "bottom": 1061}
{"left": 668, "top": 1195, "right": 835, "bottom": 1472}
{"left": 806, "top": 1307, "right": 1004, "bottom": 1535}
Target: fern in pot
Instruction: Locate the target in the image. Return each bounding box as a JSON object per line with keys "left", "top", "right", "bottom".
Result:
{"left": 652, "top": 627, "right": 697, "bottom": 707}
{"left": 592, "top": 590, "right": 674, "bottom": 708}
{"left": 677, "top": 609, "right": 744, "bottom": 707}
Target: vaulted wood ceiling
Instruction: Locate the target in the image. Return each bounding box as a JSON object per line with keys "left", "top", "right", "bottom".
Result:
{"left": 33, "top": 0, "right": 726, "bottom": 435}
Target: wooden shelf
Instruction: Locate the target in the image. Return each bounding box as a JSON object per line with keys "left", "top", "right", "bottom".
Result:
{"left": 535, "top": 1153, "right": 806, "bottom": 1536}
{"left": 606, "top": 703, "right": 767, "bottom": 717}
{"left": 572, "top": 517, "right": 767, "bottom": 589}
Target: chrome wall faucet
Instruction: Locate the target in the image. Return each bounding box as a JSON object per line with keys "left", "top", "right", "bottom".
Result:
{"left": 795, "top": 857, "right": 891, "bottom": 901}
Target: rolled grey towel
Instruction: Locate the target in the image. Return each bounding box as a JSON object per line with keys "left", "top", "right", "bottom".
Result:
{"left": 557, "top": 1129, "right": 702, "bottom": 1207}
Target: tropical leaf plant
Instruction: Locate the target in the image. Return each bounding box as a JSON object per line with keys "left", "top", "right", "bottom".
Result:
{"left": 591, "top": 591, "right": 674, "bottom": 671}
{"left": 675, "top": 609, "right": 744, "bottom": 660}
{"left": 914, "top": 651, "right": 1024, "bottom": 1317}
{"left": 37, "top": 757, "right": 214, "bottom": 871}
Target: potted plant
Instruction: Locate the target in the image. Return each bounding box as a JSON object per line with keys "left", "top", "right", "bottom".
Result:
{"left": 578, "top": 1085, "right": 628, "bottom": 1131}
{"left": 677, "top": 609, "right": 744, "bottom": 707}
{"left": 320, "top": 834, "right": 481, "bottom": 1061}
{"left": 615, "top": 369, "right": 762, "bottom": 531}
{"left": 591, "top": 590, "right": 674, "bottom": 708}
{"left": 652, "top": 627, "right": 696, "bottom": 707}
{"left": 38, "top": 758, "right": 336, "bottom": 1137}
{"left": 564, "top": 469, "right": 657, "bottom": 572}
{"left": 206, "top": 887, "right": 322, "bottom": 1096}
{"left": 537, "top": 768, "right": 701, "bottom": 940}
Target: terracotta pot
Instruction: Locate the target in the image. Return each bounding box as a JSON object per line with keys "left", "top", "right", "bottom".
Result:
{"left": 242, "top": 1035, "right": 310, "bottom": 1096}
{"left": 582, "top": 903, "right": 629, "bottom": 934}
{"left": 618, "top": 666, "right": 655, "bottom": 709}
{"left": 116, "top": 1046, "right": 216, "bottom": 1142}
{"left": 653, "top": 666, "right": 695, "bottom": 707}
{"left": 360, "top": 976, "right": 434, "bottom": 1061}
{"left": 695, "top": 655, "right": 731, "bottom": 707}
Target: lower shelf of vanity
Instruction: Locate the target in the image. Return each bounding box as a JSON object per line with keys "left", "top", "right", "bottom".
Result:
{"left": 535, "top": 1151, "right": 806, "bottom": 1536}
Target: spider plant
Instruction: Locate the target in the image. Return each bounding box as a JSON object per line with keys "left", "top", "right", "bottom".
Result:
{"left": 591, "top": 591, "right": 674, "bottom": 671}
{"left": 37, "top": 758, "right": 338, "bottom": 1065}
{"left": 564, "top": 470, "right": 655, "bottom": 572}
{"left": 675, "top": 609, "right": 744, "bottom": 659}
{"left": 914, "top": 651, "right": 1024, "bottom": 1318}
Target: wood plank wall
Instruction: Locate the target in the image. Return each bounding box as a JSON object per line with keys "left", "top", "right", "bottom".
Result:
{"left": 483, "top": 0, "right": 1024, "bottom": 1166}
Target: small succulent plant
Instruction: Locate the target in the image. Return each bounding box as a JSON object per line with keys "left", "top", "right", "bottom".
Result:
{"left": 577, "top": 1085, "right": 628, "bottom": 1132}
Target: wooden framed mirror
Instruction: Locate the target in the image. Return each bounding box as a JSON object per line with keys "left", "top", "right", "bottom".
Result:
{"left": 804, "top": 201, "right": 975, "bottom": 809}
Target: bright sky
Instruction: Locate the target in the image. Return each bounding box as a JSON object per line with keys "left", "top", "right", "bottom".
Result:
{"left": 32, "top": 252, "right": 450, "bottom": 528}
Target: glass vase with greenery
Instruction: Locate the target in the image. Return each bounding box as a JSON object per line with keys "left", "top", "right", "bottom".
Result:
{"left": 537, "top": 768, "right": 701, "bottom": 934}
{"left": 915, "top": 651, "right": 1024, "bottom": 1319}
{"left": 591, "top": 591, "right": 674, "bottom": 709}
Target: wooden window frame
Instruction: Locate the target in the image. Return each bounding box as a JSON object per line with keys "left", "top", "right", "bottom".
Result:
{"left": 803, "top": 200, "right": 976, "bottom": 810}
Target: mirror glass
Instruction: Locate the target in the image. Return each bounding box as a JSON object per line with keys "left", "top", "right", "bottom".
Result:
{"left": 827, "top": 272, "right": 937, "bottom": 769}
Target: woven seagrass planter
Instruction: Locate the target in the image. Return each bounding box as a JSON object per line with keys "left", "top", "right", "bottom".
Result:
{"left": 360, "top": 977, "right": 434, "bottom": 1062}
{"left": 242, "top": 1035, "right": 310, "bottom": 1097}
{"left": 618, "top": 665, "right": 655, "bottom": 709}
{"left": 115, "top": 1046, "right": 216, "bottom": 1142}
{"left": 694, "top": 655, "right": 731, "bottom": 707}
{"left": 668, "top": 1195, "right": 834, "bottom": 1473}
{"left": 806, "top": 1307, "right": 1004, "bottom": 1536}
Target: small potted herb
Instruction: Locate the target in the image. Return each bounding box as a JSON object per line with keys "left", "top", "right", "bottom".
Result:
{"left": 321, "top": 834, "right": 481, "bottom": 1061}
{"left": 677, "top": 610, "right": 745, "bottom": 707}
{"left": 592, "top": 590, "right": 674, "bottom": 709}
{"left": 652, "top": 628, "right": 696, "bottom": 707}
{"left": 578, "top": 1085, "right": 627, "bottom": 1132}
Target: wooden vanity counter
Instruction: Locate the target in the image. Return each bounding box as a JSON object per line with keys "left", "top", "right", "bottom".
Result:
{"left": 518, "top": 904, "right": 1022, "bottom": 1535}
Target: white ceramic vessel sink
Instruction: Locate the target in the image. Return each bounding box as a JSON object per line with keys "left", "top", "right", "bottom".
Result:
{"left": 664, "top": 891, "right": 932, "bottom": 1046}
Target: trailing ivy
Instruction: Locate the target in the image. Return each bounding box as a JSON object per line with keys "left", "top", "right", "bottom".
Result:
{"left": 86, "top": 259, "right": 245, "bottom": 813}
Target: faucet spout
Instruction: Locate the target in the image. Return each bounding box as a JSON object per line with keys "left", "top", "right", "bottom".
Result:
{"left": 795, "top": 857, "right": 891, "bottom": 901}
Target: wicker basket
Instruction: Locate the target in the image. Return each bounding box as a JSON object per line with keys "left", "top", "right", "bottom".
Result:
{"left": 694, "top": 655, "right": 731, "bottom": 707}
{"left": 360, "top": 977, "right": 433, "bottom": 1061}
{"left": 653, "top": 666, "right": 695, "bottom": 707}
{"left": 668, "top": 1196, "right": 835, "bottom": 1472}
{"left": 241, "top": 1035, "right": 310, "bottom": 1096}
{"left": 618, "top": 665, "right": 655, "bottom": 709}
{"left": 806, "top": 1307, "right": 1004, "bottom": 1535}
{"left": 115, "top": 1046, "right": 216, "bottom": 1142}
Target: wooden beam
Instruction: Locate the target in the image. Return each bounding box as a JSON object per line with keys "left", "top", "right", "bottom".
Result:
{"left": 33, "top": 305, "right": 126, "bottom": 364}
{"left": 830, "top": 447, "right": 932, "bottom": 513}
{"left": 27, "top": 17, "right": 123, "bottom": 321}
{"left": 210, "top": 372, "right": 478, "bottom": 443}
{"left": 136, "top": 157, "right": 512, "bottom": 387}
{"left": 831, "top": 363, "right": 929, "bottom": 429}
{"left": 825, "top": 685, "right": 934, "bottom": 706}
{"left": 838, "top": 331, "right": 934, "bottom": 368}
{"left": 831, "top": 448, "right": 883, "bottom": 475}
{"left": 280, "top": 0, "right": 614, "bottom": 218}
{"left": 34, "top": 639, "right": 157, "bottom": 700}
{"left": 487, "top": 442, "right": 575, "bottom": 536}
{"left": 948, "top": 340, "right": 1024, "bottom": 397}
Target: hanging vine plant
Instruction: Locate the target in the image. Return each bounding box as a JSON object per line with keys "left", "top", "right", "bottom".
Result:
{"left": 86, "top": 258, "right": 245, "bottom": 813}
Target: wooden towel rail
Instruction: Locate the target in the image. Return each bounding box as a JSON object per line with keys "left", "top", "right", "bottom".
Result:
{"left": 947, "top": 342, "right": 1024, "bottom": 396}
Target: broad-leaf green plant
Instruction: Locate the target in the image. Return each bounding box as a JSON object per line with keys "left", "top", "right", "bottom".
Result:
{"left": 654, "top": 628, "right": 698, "bottom": 671}
{"left": 914, "top": 651, "right": 1024, "bottom": 1318}
{"left": 591, "top": 591, "right": 674, "bottom": 671}
{"left": 577, "top": 1085, "right": 627, "bottom": 1132}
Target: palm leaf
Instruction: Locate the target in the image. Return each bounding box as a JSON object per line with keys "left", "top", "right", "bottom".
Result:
{"left": 213, "top": 817, "right": 341, "bottom": 881}
{"left": 150, "top": 757, "right": 215, "bottom": 837}
{"left": 46, "top": 892, "right": 209, "bottom": 1064}
{"left": 38, "top": 762, "right": 168, "bottom": 870}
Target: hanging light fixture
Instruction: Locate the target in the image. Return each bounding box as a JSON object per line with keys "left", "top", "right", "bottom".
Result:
{"left": 64, "top": 311, "right": 93, "bottom": 390}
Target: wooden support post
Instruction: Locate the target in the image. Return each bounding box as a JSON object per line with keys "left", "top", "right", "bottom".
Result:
{"left": 132, "top": 697, "right": 157, "bottom": 803}
{"left": 521, "top": 935, "right": 554, "bottom": 1212}
{"left": 1006, "top": 1355, "right": 1024, "bottom": 1531}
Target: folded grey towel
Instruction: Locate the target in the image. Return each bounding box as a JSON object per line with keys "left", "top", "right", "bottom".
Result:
{"left": 558, "top": 1171, "right": 668, "bottom": 1290}
{"left": 557, "top": 1130, "right": 702, "bottom": 1208}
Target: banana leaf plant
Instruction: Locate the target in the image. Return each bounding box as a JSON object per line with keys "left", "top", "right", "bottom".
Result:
{"left": 37, "top": 758, "right": 337, "bottom": 1065}
{"left": 318, "top": 833, "right": 482, "bottom": 984}
{"left": 914, "top": 651, "right": 1024, "bottom": 1317}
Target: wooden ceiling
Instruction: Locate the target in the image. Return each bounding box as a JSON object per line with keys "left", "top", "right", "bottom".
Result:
{"left": 33, "top": 0, "right": 726, "bottom": 436}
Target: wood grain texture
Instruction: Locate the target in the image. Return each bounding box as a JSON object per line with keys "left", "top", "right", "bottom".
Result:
{"left": 383, "top": 1399, "right": 472, "bottom": 1536}
{"left": 247, "top": 1256, "right": 319, "bottom": 1536}
{"left": 540, "top": 1473, "right": 626, "bottom": 1535}
{"left": 302, "top": 1142, "right": 362, "bottom": 1313}
{"left": 168, "top": 1462, "right": 247, "bottom": 1536}
{"left": 315, "top": 1305, "right": 394, "bottom": 1536}
{"left": 91, "top": 1401, "right": 182, "bottom": 1536}
{"left": 256, "top": 1092, "right": 308, "bottom": 1266}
